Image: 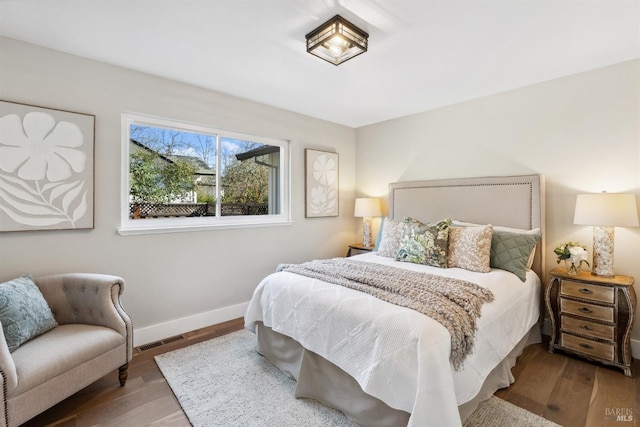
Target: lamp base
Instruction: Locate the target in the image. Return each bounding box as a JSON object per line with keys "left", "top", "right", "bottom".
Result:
{"left": 591, "top": 225, "right": 615, "bottom": 277}
{"left": 362, "top": 217, "right": 373, "bottom": 247}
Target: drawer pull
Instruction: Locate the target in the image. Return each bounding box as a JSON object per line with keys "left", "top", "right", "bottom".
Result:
{"left": 579, "top": 307, "right": 593, "bottom": 314}
{"left": 579, "top": 325, "right": 593, "bottom": 331}
{"left": 578, "top": 288, "right": 593, "bottom": 295}
{"left": 579, "top": 343, "right": 593, "bottom": 350}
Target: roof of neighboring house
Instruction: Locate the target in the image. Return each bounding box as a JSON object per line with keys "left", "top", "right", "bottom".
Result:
{"left": 235, "top": 145, "right": 279, "bottom": 161}
{"left": 130, "top": 139, "right": 215, "bottom": 177}
{"left": 166, "top": 155, "right": 215, "bottom": 176}
{"left": 130, "top": 139, "right": 175, "bottom": 164}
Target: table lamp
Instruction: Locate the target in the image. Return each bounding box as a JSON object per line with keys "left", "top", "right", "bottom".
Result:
{"left": 354, "top": 198, "right": 381, "bottom": 247}
{"left": 573, "top": 192, "right": 639, "bottom": 277}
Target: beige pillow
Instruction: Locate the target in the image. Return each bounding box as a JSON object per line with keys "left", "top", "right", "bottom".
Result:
{"left": 448, "top": 225, "right": 493, "bottom": 272}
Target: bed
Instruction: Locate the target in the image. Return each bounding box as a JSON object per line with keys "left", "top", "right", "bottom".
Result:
{"left": 245, "top": 174, "right": 545, "bottom": 427}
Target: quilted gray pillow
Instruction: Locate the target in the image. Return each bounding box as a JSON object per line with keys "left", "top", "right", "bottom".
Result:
{"left": 0, "top": 275, "right": 58, "bottom": 352}
{"left": 490, "top": 230, "right": 542, "bottom": 281}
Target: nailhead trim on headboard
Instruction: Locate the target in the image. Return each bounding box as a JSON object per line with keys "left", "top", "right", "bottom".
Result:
{"left": 388, "top": 174, "right": 545, "bottom": 280}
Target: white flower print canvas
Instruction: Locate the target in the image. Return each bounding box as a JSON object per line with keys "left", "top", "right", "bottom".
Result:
{"left": 0, "top": 101, "right": 94, "bottom": 231}
{"left": 305, "top": 149, "right": 338, "bottom": 217}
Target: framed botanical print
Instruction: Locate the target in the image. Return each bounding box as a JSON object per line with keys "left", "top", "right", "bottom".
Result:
{"left": 0, "top": 101, "right": 95, "bottom": 231}
{"left": 305, "top": 149, "right": 338, "bottom": 218}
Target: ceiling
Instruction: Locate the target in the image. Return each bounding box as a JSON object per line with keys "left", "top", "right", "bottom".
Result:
{"left": 1, "top": 1, "right": 638, "bottom": 128}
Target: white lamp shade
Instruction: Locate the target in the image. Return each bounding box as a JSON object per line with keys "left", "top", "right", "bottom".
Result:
{"left": 354, "top": 198, "right": 381, "bottom": 217}
{"left": 574, "top": 193, "right": 639, "bottom": 227}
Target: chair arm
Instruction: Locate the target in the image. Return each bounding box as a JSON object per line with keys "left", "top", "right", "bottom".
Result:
{"left": 0, "top": 322, "right": 18, "bottom": 399}
{"left": 34, "top": 273, "right": 133, "bottom": 361}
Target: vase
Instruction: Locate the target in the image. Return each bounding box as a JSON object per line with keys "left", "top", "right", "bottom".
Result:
{"left": 564, "top": 260, "right": 580, "bottom": 275}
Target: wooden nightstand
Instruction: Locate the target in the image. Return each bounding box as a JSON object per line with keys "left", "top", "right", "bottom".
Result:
{"left": 346, "top": 243, "right": 375, "bottom": 257}
{"left": 546, "top": 267, "right": 636, "bottom": 377}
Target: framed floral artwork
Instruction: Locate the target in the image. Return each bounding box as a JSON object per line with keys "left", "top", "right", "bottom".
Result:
{"left": 0, "top": 101, "right": 94, "bottom": 232}
{"left": 305, "top": 149, "right": 338, "bottom": 218}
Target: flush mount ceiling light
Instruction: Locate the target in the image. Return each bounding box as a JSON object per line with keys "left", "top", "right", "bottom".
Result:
{"left": 305, "top": 15, "right": 368, "bottom": 66}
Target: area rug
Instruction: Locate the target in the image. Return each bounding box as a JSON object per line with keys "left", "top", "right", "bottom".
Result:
{"left": 155, "top": 329, "right": 559, "bottom": 427}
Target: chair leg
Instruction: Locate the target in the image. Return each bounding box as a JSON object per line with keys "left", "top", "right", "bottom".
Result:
{"left": 118, "top": 363, "right": 129, "bottom": 386}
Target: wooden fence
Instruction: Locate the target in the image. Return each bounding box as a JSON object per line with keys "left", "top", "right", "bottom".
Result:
{"left": 130, "top": 203, "right": 268, "bottom": 218}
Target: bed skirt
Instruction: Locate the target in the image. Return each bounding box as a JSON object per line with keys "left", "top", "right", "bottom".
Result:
{"left": 254, "top": 322, "right": 541, "bottom": 426}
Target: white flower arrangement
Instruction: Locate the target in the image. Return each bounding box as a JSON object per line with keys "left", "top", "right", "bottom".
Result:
{"left": 554, "top": 241, "right": 590, "bottom": 273}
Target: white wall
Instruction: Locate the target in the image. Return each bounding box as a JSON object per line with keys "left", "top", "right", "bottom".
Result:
{"left": 356, "top": 60, "right": 640, "bottom": 347}
{"left": 0, "top": 37, "right": 358, "bottom": 345}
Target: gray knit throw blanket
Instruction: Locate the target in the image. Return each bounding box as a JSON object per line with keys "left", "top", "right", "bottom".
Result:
{"left": 277, "top": 258, "right": 494, "bottom": 370}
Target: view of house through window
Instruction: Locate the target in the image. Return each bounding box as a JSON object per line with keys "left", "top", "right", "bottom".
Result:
{"left": 123, "top": 114, "right": 287, "bottom": 230}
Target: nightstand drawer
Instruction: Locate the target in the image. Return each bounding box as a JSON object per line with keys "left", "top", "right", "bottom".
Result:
{"left": 560, "top": 299, "right": 614, "bottom": 322}
{"left": 561, "top": 333, "right": 615, "bottom": 361}
{"left": 561, "top": 315, "right": 615, "bottom": 341}
{"left": 561, "top": 280, "right": 614, "bottom": 303}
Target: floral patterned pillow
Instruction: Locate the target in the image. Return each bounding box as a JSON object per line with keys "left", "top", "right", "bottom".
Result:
{"left": 375, "top": 217, "right": 404, "bottom": 258}
{"left": 448, "top": 225, "right": 493, "bottom": 272}
{"left": 395, "top": 217, "right": 452, "bottom": 268}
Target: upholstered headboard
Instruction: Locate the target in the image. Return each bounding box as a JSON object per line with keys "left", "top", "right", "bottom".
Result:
{"left": 388, "top": 174, "right": 545, "bottom": 279}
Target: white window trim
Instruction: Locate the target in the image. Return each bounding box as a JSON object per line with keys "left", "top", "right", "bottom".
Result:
{"left": 118, "top": 112, "right": 291, "bottom": 235}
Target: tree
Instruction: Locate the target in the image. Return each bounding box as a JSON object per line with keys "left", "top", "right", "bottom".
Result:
{"left": 130, "top": 125, "right": 189, "bottom": 156}
{"left": 221, "top": 159, "right": 268, "bottom": 204}
{"left": 129, "top": 150, "right": 197, "bottom": 204}
{"left": 192, "top": 134, "right": 216, "bottom": 168}
{"left": 129, "top": 151, "right": 164, "bottom": 204}
{"left": 163, "top": 159, "right": 198, "bottom": 202}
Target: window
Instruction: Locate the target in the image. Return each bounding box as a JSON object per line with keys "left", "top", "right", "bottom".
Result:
{"left": 119, "top": 112, "right": 290, "bottom": 235}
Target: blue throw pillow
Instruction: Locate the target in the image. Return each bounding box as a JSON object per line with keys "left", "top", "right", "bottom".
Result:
{"left": 374, "top": 216, "right": 385, "bottom": 250}
{"left": 0, "top": 275, "right": 58, "bottom": 352}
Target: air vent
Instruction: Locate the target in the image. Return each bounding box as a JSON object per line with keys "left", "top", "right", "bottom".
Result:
{"left": 138, "top": 341, "right": 162, "bottom": 352}
{"left": 136, "top": 334, "right": 185, "bottom": 352}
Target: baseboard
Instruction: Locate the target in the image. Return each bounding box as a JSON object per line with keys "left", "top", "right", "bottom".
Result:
{"left": 133, "top": 301, "right": 249, "bottom": 347}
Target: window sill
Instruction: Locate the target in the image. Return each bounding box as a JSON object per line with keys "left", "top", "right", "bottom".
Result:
{"left": 117, "top": 219, "right": 294, "bottom": 236}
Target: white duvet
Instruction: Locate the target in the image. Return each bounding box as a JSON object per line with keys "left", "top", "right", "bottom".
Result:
{"left": 245, "top": 252, "right": 540, "bottom": 427}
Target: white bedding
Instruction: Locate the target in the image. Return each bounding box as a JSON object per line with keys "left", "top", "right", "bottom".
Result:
{"left": 244, "top": 252, "right": 541, "bottom": 427}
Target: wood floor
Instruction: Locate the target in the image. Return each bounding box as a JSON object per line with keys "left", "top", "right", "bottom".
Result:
{"left": 24, "top": 318, "right": 638, "bottom": 427}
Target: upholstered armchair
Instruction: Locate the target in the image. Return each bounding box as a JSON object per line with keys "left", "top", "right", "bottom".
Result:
{"left": 0, "top": 273, "right": 133, "bottom": 427}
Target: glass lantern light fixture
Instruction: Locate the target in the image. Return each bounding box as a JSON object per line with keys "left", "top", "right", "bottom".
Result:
{"left": 305, "top": 15, "right": 369, "bottom": 66}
